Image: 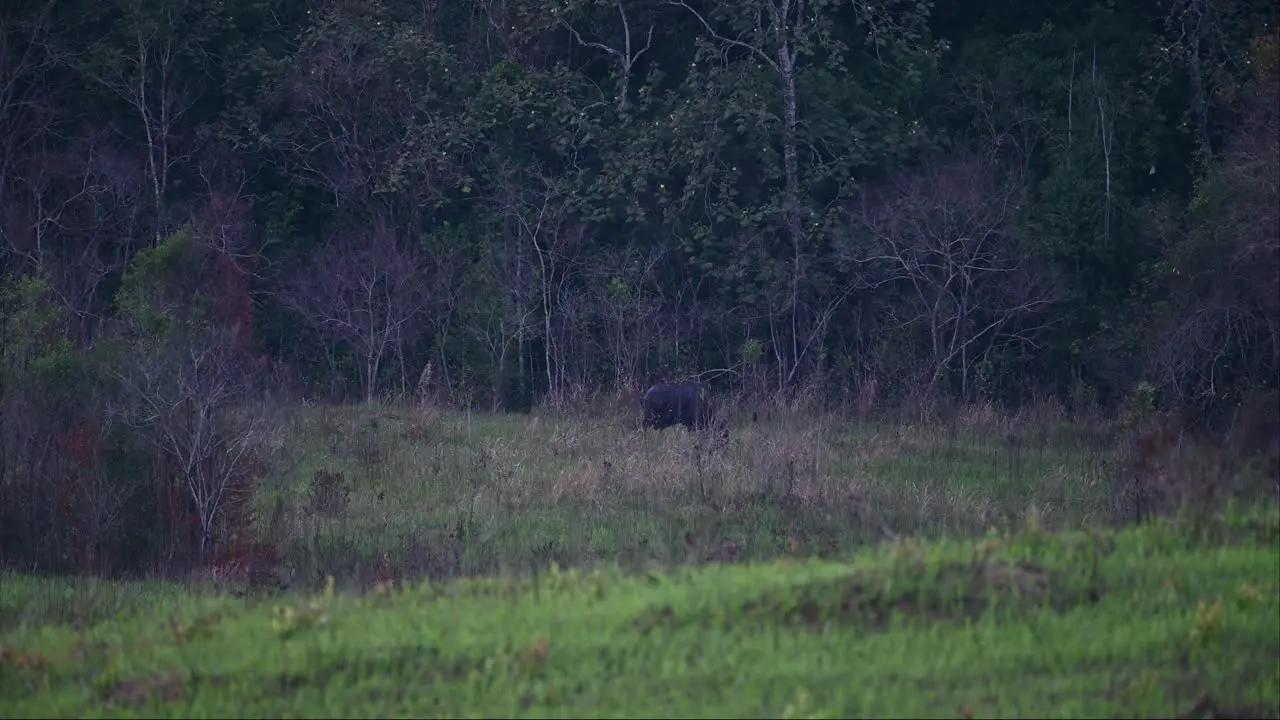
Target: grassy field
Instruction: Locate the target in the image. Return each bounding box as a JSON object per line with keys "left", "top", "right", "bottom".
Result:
{"left": 2, "top": 503, "right": 1277, "bottom": 717}
{"left": 4, "top": 401, "right": 1275, "bottom": 717}
{"left": 250, "top": 400, "right": 1147, "bottom": 592}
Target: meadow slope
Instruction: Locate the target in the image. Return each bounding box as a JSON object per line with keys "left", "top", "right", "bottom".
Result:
{"left": 2, "top": 504, "right": 1277, "bottom": 718}
{"left": 248, "top": 402, "right": 1136, "bottom": 588}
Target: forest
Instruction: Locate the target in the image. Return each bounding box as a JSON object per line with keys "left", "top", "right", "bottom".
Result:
{"left": 0, "top": 0, "right": 1277, "bottom": 581}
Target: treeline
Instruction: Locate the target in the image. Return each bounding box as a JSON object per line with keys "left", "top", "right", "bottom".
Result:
{"left": 0, "top": 0, "right": 1276, "bottom": 576}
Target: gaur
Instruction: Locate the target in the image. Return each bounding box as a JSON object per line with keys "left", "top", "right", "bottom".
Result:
{"left": 640, "top": 380, "right": 727, "bottom": 438}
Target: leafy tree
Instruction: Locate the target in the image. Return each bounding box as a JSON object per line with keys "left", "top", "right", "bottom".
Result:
{"left": 109, "top": 226, "right": 271, "bottom": 565}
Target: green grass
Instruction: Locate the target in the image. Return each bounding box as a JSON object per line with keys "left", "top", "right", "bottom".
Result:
{"left": 254, "top": 402, "right": 1144, "bottom": 590}
{"left": 2, "top": 504, "right": 1277, "bottom": 717}
{"left": 0, "top": 576, "right": 208, "bottom": 636}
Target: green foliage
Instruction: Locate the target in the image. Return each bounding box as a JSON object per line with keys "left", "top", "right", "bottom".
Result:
{"left": 740, "top": 338, "right": 765, "bottom": 367}
{"left": 115, "top": 227, "right": 212, "bottom": 347}
{"left": 2, "top": 0, "right": 1274, "bottom": 433}
{"left": 0, "top": 275, "right": 74, "bottom": 390}
{"left": 0, "top": 275, "right": 110, "bottom": 415}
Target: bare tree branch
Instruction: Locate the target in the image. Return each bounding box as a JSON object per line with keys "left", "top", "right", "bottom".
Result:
{"left": 843, "top": 156, "right": 1059, "bottom": 400}
{"left": 563, "top": 0, "right": 655, "bottom": 109}
{"left": 283, "top": 217, "right": 436, "bottom": 402}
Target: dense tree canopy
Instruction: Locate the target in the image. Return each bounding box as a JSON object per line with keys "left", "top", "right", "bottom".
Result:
{"left": 3, "top": 0, "right": 1275, "bottom": 411}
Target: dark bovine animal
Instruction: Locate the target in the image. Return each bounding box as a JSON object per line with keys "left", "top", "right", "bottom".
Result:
{"left": 640, "top": 381, "right": 727, "bottom": 438}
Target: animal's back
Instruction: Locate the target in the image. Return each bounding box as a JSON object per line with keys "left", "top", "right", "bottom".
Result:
{"left": 640, "top": 380, "right": 718, "bottom": 433}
